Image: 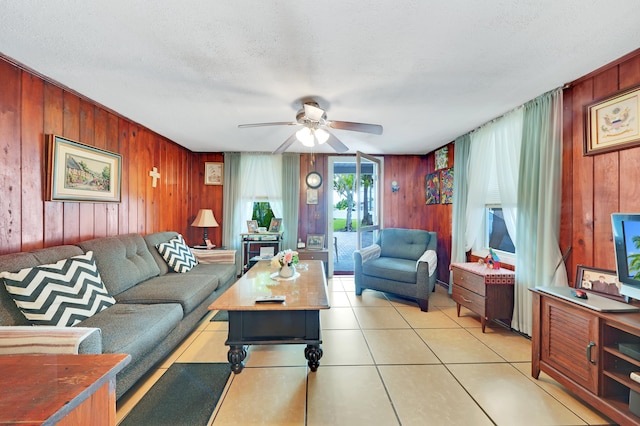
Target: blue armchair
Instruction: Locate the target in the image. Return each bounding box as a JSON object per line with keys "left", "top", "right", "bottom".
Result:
{"left": 353, "top": 228, "right": 438, "bottom": 311}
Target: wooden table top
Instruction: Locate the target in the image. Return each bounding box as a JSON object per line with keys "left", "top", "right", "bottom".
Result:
{"left": 0, "top": 353, "right": 130, "bottom": 425}
{"left": 209, "top": 260, "right": 330, "bottom": 311}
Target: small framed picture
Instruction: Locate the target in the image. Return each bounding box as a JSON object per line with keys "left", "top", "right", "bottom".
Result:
{"left": 306, "top": 234, "right": 325, "bottom": 250}
{"left": 268, "top": 218, "right": 282, "bottom": 233}
{"left": 246, "top": 220, "right": 258, "bottom": 233}
{"left": 576, "top": 265, "right": 628, "bottom": 302}
{"left": 205, "top": 162, "right": 223, "bottom": 185}
{"left": 306, "top": 189, "right": 318, "bottom": 204}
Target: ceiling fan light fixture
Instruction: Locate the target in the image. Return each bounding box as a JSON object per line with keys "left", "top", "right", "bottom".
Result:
{"left": 314, "top": 128, "right": 329, "bottom": 144}
{"left": 296, "top": 127, "right": 315, "bottom": 147}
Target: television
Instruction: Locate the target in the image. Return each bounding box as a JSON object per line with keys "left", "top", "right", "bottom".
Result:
{"left": 612, "top": 213, "right": 640, "bottom": 300}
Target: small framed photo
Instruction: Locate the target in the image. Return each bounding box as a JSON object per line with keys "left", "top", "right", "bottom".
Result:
{"left": 205, "top": 162, "right": 223, "bottom": 185}
{"left": 576, "top": 265, "right": 628, "bottom": 302}
{"left": 268, "top": 218, "right": 282, "bottom": 233}
{"left": 306, "top": 189, "right": 318, "bottom": 204}
{"left": 246, "top": 220, "right": 258, "bottom": 233}
{"left": 306, "top": 234, "right": 325, "bottom": 250}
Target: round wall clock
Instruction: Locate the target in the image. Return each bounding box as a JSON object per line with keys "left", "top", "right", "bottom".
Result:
{"left": 305, "top": 171, "right": 323, "bottom": 189}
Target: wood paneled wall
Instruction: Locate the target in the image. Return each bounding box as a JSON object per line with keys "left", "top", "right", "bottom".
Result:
{"left": 297, "top": 150, "right": 453, "bottom": 283}
{"left": 0, "top": 57, "right": 223, "bottom": 255}
{"left": 562, "top": 49, "right": 640, "bottom": 285}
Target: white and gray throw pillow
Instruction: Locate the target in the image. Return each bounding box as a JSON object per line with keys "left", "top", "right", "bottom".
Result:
{"left": 0, "top": 251, "right": 116, "bottom": 326}
{"left": 156, "top": 234, "right": 198, "bottom": 273}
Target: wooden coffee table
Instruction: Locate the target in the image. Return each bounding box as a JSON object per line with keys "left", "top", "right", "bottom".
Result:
{"left": 209, "top": 260, "right": 330, "bottom": 373}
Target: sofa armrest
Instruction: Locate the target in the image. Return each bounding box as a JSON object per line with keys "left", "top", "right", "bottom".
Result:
{"left": 417, "top": 249, "right": 437, "bottom": 277}
{"left": 0, "top": 326, "right": 102, "bottom": 355}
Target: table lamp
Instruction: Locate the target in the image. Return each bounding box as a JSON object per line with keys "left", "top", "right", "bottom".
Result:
{"left": 191, "top": 209, "right": 219, "bottom": 246}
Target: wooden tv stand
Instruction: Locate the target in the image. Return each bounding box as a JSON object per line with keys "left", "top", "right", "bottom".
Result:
{"left": 531, "top": 288, "right": 640, "bottom": 425}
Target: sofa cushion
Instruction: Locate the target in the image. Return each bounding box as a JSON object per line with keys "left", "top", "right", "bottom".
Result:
{"left": 378, "top": 228, "right": 431, "bottom": 261}
{"left": 187, "top": 263, "right": 237, "bottom": 289}
{"left": 156, "top": 234, "right": 198, "bottom": 273}
{"left": 115, "top": 273, "right": 219, "bottom": 315}
{"left": 0, "top": 246, "right": 85, "bottom": 326}
{"left": 143, "top": 231, "right": 179, "bottom": 275}
{"left": 362, "top": 257, "right": 418, "bottom": 284}
{"left": 77, "top": 234, "right": 161, "bottom": 296}
{"left": 76, "top": 302, "right": 182, "bottom": 359}
{"left": 0, "top": 251, "right": 116, "bottom": 326}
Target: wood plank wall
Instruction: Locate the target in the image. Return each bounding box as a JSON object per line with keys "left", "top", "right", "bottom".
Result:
{"left": 0, "top": 58, "right": 221, "bottom": 255}
{"left": 562, "top": 49, "right": 640, "bottom": 285}
{"left": 298, "top": 150, "right": 454, "bottom": 284}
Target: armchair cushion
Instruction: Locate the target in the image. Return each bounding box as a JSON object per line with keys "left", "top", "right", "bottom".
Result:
{"left": 379, "top": 228, "right": 432, "bottom": 260}
{"left": 363, "top": 257, "right": 417, "bottom": 284}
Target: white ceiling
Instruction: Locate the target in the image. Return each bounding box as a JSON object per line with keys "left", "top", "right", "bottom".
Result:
{"left": 2, "top": 1, "right": 640, "bottom": 155}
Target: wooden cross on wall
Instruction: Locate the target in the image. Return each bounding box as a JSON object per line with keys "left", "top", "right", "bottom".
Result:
{"left": 149, "top": 167, "right": 160, "bottom": 188}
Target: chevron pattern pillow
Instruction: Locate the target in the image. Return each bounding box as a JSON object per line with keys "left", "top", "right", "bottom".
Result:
{"left": 0, "top": 251, "right": 116, "bottom": 326}
{"left": 156, "top": 234, "right": 198, "bottom": 273}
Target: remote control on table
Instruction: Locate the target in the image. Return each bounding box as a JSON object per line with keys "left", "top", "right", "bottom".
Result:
{"left": 255, "top": 295, "right": 286, "bottom": 303}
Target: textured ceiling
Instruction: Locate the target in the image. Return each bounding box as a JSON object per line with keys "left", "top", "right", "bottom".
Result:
{"left": 1, "top": 1, "right": 640, "bottom": 154}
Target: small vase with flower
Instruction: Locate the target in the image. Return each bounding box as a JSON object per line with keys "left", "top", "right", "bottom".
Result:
{"left": 271, "top": 249, "right": 299, "bottom": 278}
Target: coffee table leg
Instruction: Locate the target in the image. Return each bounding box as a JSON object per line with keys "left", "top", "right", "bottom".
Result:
{"left": 305, "top": 344, "right": 323, "bottom": 372}
{"left": 228, "top": 345, "right": 247, "bottom": 374}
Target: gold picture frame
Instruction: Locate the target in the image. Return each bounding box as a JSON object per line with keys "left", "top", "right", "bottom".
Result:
{"left": 46, "top": 135, "right": 121, "bottom": 202}
{"left": 205, "top": 162, "right": 223, "bottom": 185}
{"left": 585, "top": 85, "right": 640, "bottom": 155}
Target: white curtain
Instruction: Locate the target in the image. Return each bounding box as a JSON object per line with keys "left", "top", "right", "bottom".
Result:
{"left": 465, "top": 108, "right": 523, "bottom": 251}
{"left": 240, "top": 154, "right": 283, "bottom": 220}
{"left": 222, "top": 152, "right": 242, "bottom": 274}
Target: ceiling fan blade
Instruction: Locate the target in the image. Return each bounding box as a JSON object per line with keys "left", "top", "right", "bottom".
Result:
{"left": 272, "top": 133, "right": 299, "bottom": 155}
{"left": 303, "top": 103, "right": 325, "bottom": 121}
{"left": 238, "top": 121, "right": 298, "bottom": 128}
{"left": 324, "top": 133, "right": 349, "bottom": 153}
{"left": 326, "top": 120, "right": 383, "bottom": 135}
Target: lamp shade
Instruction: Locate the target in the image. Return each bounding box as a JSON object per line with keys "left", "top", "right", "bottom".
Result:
{"left": 191, "top": 209, "right": 219, "bottom": 227}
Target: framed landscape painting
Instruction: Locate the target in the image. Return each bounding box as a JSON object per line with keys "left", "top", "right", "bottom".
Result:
{"left": 46, "top": 135, "right": 121, "bottom": 202}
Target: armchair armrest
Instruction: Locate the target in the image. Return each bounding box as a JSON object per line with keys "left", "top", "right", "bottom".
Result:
{"left": 0, "top": 326, "right": 102, "bottom": 355}
{"left": 417, "top": 249, "right": 437, "bottom": 277}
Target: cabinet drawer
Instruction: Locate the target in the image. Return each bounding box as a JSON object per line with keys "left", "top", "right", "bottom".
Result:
{"left": 298, "top": 251, "right": 328, "bottom": 262}
{"left": 453, "top": 268, "right": 486, "bottom": 296}
{"left": 452, "top": 285, "right": 486, "bottom": 317}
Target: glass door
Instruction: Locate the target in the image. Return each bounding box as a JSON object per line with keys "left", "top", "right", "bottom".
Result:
{"left": 356, "top": 152, "right": 381, "bottom": 250}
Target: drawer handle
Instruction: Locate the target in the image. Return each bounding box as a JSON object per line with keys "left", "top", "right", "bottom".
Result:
{"left": 586, "top": 341, "right": 596, "bottom": 365}
{"left": 462, "top": 296, "right": 472, "bottom": 303}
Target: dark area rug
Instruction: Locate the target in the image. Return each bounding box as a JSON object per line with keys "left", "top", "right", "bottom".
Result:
{"left": 120, "top": 363, "right": 230, "bottom": 426}
{"left": 210, "top": 310, "right": 228, "bottom": 322}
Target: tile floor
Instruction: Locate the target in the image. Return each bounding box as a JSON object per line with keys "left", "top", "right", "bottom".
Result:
{"left": 116, "top": 276, "right": 615, "bottom": 425}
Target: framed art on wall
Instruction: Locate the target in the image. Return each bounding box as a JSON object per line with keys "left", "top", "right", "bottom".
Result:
{"left": 584, "top": 85, "right": 640, "bottom": 155}
{"left": 205, "top": 162, "right": 223, "bottom": 185}
{"left": 435, "top": 146, "right": 449, "bottom": 170}
{"left": 425, "top": 171, "right": 440, "bottom": 205}
{"left": 46, "top": 134, "right": 121, "bottom": 203}
{"left": 576, "top": 265, "right": 628, "bottom": 302}
{"left": 440, "top": 167, "right": 454, "bottom": 204}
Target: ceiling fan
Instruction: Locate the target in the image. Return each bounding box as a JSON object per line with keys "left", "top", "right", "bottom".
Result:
{"left": 238, "top": 101, "right": 383, "bottom": 154}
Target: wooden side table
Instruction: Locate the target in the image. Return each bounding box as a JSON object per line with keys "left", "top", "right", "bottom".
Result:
{"left": 0, "top": 353, "right": 130, "bottom": 425}
{"left": 297, "top": 249, "right": 329, "bottom": 277}
{"left": 451, "top": 262, "right": 514, "bottom": 332}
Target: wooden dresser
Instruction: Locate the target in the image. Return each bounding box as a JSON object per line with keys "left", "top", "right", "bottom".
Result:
{"left": 451, "top": 262, "right": 515, "bottom": 332}
{"left": 297, "top": 249, "right": 329, "bottom": 277}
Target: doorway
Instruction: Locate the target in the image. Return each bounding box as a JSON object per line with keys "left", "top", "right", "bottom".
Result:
{"left": 328, "top": 155, "right": 383, "bottom": 274}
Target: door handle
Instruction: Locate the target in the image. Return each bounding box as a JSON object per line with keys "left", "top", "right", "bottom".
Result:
{"left": 586, "top": 341, "right": 596, "bottom": 365}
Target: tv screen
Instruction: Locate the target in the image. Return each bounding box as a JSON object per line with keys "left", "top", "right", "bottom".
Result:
{"left": 612, "top": 213, "right": 640, "bottom": 299}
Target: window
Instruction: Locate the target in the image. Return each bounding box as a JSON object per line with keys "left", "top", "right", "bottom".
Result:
{"left": 486, "top": 206, "right": 515, "bottom": 254}
{"left": 252, "top": 202, "right": 274, "bottom": 228}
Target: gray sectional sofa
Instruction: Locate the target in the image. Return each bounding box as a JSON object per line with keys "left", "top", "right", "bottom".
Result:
{"left": 0, "top": 231, "right": 236, "bottom": 400}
